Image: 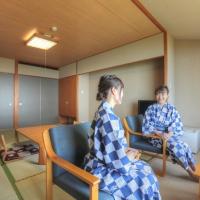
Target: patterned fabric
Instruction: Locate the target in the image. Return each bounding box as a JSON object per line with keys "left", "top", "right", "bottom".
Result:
{"left": 84, "top": 101, "right": 161, "bottom": 200}
{"left": 142, "top": 103, "right": 196, "bottom": 170}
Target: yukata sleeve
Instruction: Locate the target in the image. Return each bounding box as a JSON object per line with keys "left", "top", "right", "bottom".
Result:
{"left": 119, "top": 120, "right": 128, "bottom": 148}
{"left": 168, "top": 107, "right": 183, "bottom": 136}
{"left": 142, "top": 106, "right": 156, "bottom": 135}
{"left": 101, "top": 116, "right": 131, "bottom": 175}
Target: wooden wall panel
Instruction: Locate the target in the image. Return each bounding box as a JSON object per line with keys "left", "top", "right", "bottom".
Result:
{"left": 59, "top": 75, "right": 77, "bottom": 118}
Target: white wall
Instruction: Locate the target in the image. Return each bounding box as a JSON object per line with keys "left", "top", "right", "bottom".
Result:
{"left": 89, "top": 58, "right": 163, "bottom": 120}
{"left": 0, "top": 57, "right": 15, "bottom": 73}
{"left": 175, "top": 40, "right": 200, "bottom": 127}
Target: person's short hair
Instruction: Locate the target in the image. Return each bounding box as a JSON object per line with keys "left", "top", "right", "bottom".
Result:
{"left": 155, "top": 85, "right": 169, "bottom": 95}
{"left": 96, "top": 75, "right": 124, "bottom": 101}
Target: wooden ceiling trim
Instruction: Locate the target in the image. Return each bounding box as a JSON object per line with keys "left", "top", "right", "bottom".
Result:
{"left": 96, "top": 0, "right": 160, "bottom": 36}
{"left": 131, "top": 0, "right": 166, "bottom": 33}
{"left": 131, "top": 0, "right": 167, "bottom": 85}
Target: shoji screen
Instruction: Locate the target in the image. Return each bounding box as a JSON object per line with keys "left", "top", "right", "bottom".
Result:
{"left": 18, "top": 75, "right": 58, "bottom": 127}
{"left": 0, "top": 72, "right": 14, "bottom": 129}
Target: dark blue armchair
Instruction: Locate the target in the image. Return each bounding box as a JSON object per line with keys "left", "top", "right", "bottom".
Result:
{"left": 123, "top": 115, "right": 168, "bottom": 176}
{"left": 43, "top": 122, "right": 114, "bottom": 200}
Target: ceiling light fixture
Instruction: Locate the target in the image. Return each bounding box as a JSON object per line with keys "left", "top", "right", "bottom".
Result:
{"left": 26, "top": 33, "right": 57, "bottom": 50}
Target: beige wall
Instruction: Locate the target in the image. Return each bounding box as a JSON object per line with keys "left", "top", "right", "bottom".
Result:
{"left": 59, "top": 34, "right": 164, "bottom": 78}
{"left": 89, "top": 58, "right": 163, "bottom": 120}
{"left": 61, "top": 34, "right": 164, "bottom": 123}
{"left": 18, "top": 64, "right": 59, "bottom": 79}
{"left": 59, "top": 63, "right": 76, "bottom": 78}
{"left": 167, "top": 33, "right": 175, "bottom": 103}
{"left": 78, "top": 34, "right": 163, "bottom": 74}
{"left": 77, "top": 74, "right": 90, "bottom": 122}
{"left": 175, "top": 40, "right": 200, "bottom": 127}
{"left": 0, "top": 57, "right": 15, "bottom": 73}
{"left": 0, "top": 60, "right": 59, "bottom": 78}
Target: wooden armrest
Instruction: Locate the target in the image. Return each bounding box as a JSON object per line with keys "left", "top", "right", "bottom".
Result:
{"left": 133, "top": 131, "right": 168, "bottom": 156}
{"left": 123, "top": 118, "right": 168, "bottom": 141}
{"left": 129, "top": 130, "right": 161, "bottom": 139}
{"left": 128, "top": 128, "right": 168, "bottom": 141}
{"left": 136, "top": 131, "right": 169, "bottom": 143}
{"left": 43, "top": 130, "right": 99, "bottom": 186}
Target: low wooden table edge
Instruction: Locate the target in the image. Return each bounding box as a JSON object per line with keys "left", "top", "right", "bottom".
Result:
{"left": 16, "top": 124, "right": 55, "bottom": 165}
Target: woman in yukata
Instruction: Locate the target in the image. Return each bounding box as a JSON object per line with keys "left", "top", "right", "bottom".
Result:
{"left": 84, "top": 75, "right": 161, "bottom": 200}
{"left": 142, "top": 85, "right": 196, "bottom": 179}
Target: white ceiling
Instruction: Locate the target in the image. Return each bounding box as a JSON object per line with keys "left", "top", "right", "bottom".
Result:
{"left": 140, "top": 0, "right": 200, "bottom": 39}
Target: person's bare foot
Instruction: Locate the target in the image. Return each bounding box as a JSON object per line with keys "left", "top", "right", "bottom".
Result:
{"left": 189, "top": 163, "right": 196, "bottom": 172}
{"left": 187, "top": 168, "right": 199, "bottom": 182}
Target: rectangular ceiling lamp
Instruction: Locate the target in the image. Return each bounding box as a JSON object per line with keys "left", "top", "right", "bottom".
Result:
{"left": 26, "top": 35, "right": 57, "bottom": 50}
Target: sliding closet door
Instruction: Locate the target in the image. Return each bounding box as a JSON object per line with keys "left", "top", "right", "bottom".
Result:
{"left": 41, "top": 78, "right": 58, "bottom": 124}
{"left": 0, "top": 73, "right": 13, "bottom": 129}
{"left": 19, "top": 75, "right": 41, "bottom": 127}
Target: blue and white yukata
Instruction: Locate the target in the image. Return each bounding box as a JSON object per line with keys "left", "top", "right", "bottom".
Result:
{"left": 142, "top": 103, "right": 196, "bottom": 171}
{"left": 84, "top": 101, "right": 161, "bottom": 200}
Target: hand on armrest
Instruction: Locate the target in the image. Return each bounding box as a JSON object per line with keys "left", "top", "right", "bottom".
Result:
{"left": 129, "top": 129, "right": 170, "bottom": 142}
{"left": 161, "top": 132, "right": 173, "bottom": 140}
{"left": 140, "top": 132, "right": 170, "bottom": 142}
{"left": 125, "top": 147, "right": 141, "bottom": 161}
{"left": 153, "top": 132, "right": 173, "bottom": 141}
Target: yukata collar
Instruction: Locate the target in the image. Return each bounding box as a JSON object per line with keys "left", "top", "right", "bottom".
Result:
{"left": 157, "top": 102, "right": 168, "bottom": 109}
{"left": 101, "top": 100, "right": 113, "bottom": 112}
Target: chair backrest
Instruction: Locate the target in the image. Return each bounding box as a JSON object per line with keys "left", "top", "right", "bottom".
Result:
{"left": 125, "top": 114, "right": 143, "bottom": 143}
{"left": 125, "top": 114, "right": 143, "bottom": 132}
{"left": 49, "top": 122, "right": 91, "bottom": 178}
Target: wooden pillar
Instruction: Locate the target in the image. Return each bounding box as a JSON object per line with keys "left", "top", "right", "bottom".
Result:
{"left": 14, "top": 60, "right": 19, "bottom": 142}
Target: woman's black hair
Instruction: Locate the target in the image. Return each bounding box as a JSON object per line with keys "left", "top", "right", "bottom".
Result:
{"left": 96, "top": 75, "right": 124, "bottom": 101}
{"left": 155, "top": 85, "right": 169, "bottom": 95}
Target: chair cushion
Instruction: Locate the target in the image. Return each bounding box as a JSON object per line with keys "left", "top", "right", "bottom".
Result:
{"left": 130, "top": 136, "right": 162, "bottom": 154}
{"left": 54, "top": 171, "right": 114, "bottom": 200}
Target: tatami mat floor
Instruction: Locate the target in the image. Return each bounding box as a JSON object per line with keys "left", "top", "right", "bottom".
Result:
{"left": 0, "top": 165, "right": 18, "bottom": 200}
{"left": 7, "top": 154, "right": 45, "bottom": 182}
{"left": 1, "top": 153, "right": 75, "bottom": 200}
{"left": 0, "top": 131, "right": 200, "bottom": 200}
{"left": 16, "top": 173, "right": 75, "bottom": 200}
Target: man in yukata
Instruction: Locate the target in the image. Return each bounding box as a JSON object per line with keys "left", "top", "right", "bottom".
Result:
{"left": 84, "top": 75, "right": 161, "bottom": 200}
{"left": 142, "top": 85, "right": 197, "bottom": 180}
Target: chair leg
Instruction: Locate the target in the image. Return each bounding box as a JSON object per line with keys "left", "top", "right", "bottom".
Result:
{"left": 161, "top": 140, "right": 167, "bottom": 177}
{"left": 199, "top": 178, "right": 200, "bottom": 199}
{"left": 15, "top": 130, "right": 19, "bottom": 143}
{"left": 125, "top": 130, "right": 130, "bottom": 146}
{"left": 90, "top": 184, "right": 98, "bottom": 200}
{"left": 162, "top": 154, "right": 167, "bottom": 177}
{"left": 46, "top": 157, "right": 53, "bottom": 200}
{"left": 0, "top": 135, "right": 8, "bottom": 161}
